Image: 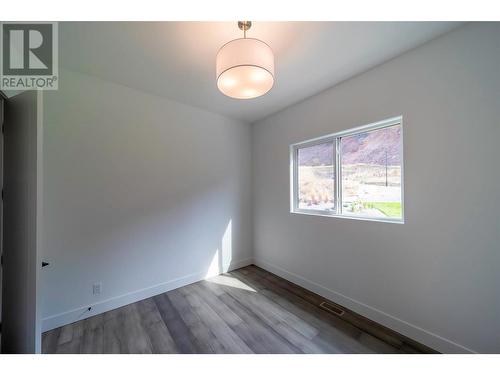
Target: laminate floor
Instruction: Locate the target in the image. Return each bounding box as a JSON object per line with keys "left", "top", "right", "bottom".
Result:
{"left": 42, "top": 265, "right": 431, "bottom": 354}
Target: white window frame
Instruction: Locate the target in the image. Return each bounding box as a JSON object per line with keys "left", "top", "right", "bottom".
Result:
{"left": 290, "top": 116, "right": 404, "bottom": 224}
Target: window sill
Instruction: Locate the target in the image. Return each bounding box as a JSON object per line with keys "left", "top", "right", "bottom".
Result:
{"left": 290, "top": 209, "right": 404, "bottom": 224}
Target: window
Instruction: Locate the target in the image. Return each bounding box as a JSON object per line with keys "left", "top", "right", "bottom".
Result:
{"left": 291, "top": 117, "right": 403, "bottom": 223}
{"left": 297, "top": 141, "right": 335, "bottom": 211}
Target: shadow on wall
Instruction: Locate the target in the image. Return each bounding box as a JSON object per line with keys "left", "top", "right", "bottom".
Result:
{"left": 88, "top": 184, "right": 240, "bottom": 284}
{"left": 41, "top": 177, "right": 248, "bottom": 321}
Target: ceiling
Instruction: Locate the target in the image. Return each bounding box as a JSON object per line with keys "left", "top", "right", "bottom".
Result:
{"left": 59, "top": 22, "right": 463, "bottom": 123}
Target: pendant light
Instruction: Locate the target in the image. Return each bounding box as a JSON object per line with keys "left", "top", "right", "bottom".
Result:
{"left": 216, "top": 21, "right": 275, "bottom": 99}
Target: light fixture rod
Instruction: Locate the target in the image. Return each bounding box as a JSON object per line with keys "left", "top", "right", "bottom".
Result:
{"left": 238, "top": 21, "right": 252, "bottom": 38}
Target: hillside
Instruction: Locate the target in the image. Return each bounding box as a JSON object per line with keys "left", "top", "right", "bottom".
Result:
{"left": 298, "top": 125, "right": 401, "bottom": 166}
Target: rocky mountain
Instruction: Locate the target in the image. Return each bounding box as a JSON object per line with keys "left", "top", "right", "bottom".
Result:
{"left": 298, "top": 125, "right": 401, "bottom": 166}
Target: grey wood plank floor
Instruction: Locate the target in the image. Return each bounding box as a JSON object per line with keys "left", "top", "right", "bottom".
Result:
{"left": 42, "top": 265, "right": 429, "bottom": 354}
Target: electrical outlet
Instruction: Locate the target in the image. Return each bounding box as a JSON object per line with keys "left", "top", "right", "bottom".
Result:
{"left": 93, "top": 282, "right": 102, "bottom": 296}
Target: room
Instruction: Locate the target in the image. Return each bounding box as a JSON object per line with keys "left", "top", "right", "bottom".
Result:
{"left": 0, "top": 1, "right": 499, "bottom": 372}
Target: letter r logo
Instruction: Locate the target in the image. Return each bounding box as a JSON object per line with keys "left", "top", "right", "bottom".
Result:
{"left": 2, "top": 23, "right": 53, "bottom": 75}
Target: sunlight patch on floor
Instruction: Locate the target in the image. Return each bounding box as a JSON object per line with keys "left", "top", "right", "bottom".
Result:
{"left": 207, "top": 275, "right": 256, "bottom": 292}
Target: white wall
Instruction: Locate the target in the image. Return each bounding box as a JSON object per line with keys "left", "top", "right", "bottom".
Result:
{"left": 41, "top": 70, "right": 253, "bottom": 330}
{"left": 252, "top": 23, "right": 500, "bottom": 353}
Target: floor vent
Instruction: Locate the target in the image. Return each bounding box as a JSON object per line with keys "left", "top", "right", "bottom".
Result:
{"left": 319, "top": 301, "right": 345, "bottom": 316}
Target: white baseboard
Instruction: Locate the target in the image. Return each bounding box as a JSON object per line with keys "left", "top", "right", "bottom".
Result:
{"left": 253, "top": 257, "right": 476, "bottom": 354}
{"left": 41, "top": 257, "right": 253, "bottom": 332}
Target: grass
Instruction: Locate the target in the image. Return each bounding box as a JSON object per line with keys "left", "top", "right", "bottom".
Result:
{"left": 364, "top": 202, "right": 402, "bottom": 218}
